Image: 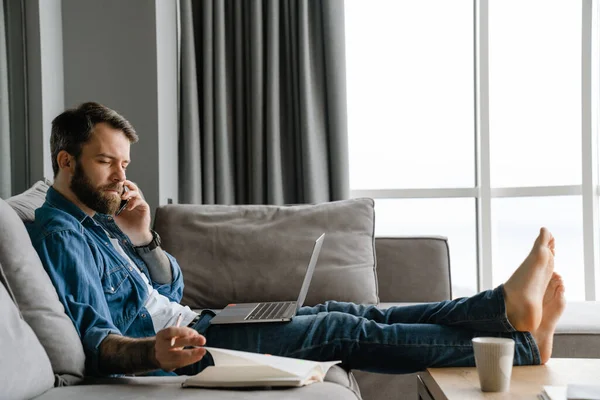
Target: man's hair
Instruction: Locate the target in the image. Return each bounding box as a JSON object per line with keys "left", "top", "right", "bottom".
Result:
{"left": 50, "top": 102, "right": 139, "bottom": 177}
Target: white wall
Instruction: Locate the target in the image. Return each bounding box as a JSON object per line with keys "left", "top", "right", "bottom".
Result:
{"left": 26, "top": 0, "right": 64, "bottom": 182}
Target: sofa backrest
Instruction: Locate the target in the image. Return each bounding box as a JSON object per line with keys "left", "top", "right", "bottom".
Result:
{"left": 374, "top": 236, "right": 452, "bottom": 302}
{"left": 154, "top": 198, "right": 379, "bottom": 309}
{"left": 0, "top": 196, "right": 86, "bottom": 385}
{"left": 0, "top": 262, "right": 55, "bottom": 398}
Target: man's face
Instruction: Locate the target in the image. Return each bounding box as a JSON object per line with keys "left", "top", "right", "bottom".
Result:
{"left": 69, "top": 122, "right": 131, "bottom": 215}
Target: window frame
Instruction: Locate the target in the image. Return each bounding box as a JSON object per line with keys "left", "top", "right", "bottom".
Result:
{"left": 349, "top": 0, "right": 600, "bottom": 300}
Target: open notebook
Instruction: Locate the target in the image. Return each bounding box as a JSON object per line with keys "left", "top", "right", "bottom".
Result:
{"left": 539, "top": 384, "right": 600, "bottom": 400}
{"left": 182, "top": 347, "right": 341, "bottom": 388}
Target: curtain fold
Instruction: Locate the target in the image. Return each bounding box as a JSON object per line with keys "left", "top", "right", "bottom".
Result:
{"left": 179, "top": 0, "right": 349, "bottom": 205}
{"left": 0, "top": 0, "right": 11, "bottom": 198}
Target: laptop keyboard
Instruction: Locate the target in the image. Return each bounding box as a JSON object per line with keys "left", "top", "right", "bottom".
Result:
{"left": 246, "top": 301, "right": 296, "bottom": 321}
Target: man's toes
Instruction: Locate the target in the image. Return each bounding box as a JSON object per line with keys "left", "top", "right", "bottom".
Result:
{"left": 540, "top": 227, "right": 551, "bottom": 242}
{"left": 531, "top": 245, "right": 550, "bottom": 263}
{"left": 543, "top": 275, "right": 563, "bottom": 305}
{"left": 534, "top": 228, "right": 552, "bottom": 249}
{"left": 551, "top": 274, "right": 562, "bottom": 286}
{"left": 550, "top": 282, "right": 566, "bottom": 306}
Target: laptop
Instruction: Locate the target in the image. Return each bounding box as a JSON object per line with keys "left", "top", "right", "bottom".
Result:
{"left": 209, "top": 233, "right": 325, "bottom": 325}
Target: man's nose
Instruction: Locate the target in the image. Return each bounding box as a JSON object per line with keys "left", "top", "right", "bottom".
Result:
{"left": 112, "top": 166, "right": 126, "bottom": 182}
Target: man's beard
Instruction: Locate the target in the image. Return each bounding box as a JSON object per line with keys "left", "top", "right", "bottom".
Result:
{"left": 70, "top": 162, "right": 122, "bottom": 215}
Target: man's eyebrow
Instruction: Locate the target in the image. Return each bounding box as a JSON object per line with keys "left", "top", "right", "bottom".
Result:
{"left": 96, "top": 153, "right": 130, "bottom": 163}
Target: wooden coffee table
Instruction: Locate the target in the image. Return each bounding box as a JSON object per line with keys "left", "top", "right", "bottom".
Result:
{"left": 417, "top": 358, "right": 600, "bottom": 399}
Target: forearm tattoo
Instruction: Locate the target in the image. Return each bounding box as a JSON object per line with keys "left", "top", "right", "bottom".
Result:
{"left": 99, "top": 334, "right": 158, "bottom": 375}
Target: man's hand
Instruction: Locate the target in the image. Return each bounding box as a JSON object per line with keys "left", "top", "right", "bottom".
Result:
{"left": 155, "top": 327, "right": 207, "bottom": 372}
{"left": 99, "top": 330, "right": 207, "bottom": 375}
{"left": 114, "top": 180, "right": 153, "bottom": 246}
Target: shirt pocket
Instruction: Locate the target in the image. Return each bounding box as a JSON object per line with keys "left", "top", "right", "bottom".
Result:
{"left": 102, "top": 265, "right": 132, "bottom": 303}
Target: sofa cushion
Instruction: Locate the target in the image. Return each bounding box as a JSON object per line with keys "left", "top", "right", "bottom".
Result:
{"left": 0, "top": 263, "right": 55, "bottom": 398}
{"left": 5, "top": 178, "right": 50, "bottom": 221}
{"left": 154, "top": 198, "right": 378, "bottom": 309}
{"left": 0, "top": 197, "right": 86, "bottom": 385}
{"left": 36, "top": 380, "right": 360, "bottom": 400}
{"left": 35, "top": 366, "right": 361, "bottom": 400}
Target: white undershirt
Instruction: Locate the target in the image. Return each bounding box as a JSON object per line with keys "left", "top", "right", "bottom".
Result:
{"left": 105, "top": 234, "right": 198, "bottom": 333}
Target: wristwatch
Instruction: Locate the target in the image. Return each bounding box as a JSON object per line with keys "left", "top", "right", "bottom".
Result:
{"left": 134, "top": 230, "right": 162, "bottom": 254}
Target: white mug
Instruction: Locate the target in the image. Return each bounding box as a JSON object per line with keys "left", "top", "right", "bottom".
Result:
{"left": 472, "top": 337, "right": 515, "bottom": 392}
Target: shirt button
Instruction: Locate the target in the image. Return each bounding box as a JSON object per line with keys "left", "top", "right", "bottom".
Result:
{"left": 129, "top": 267, "right": 133, "bottom": 271}
{"left": 108, "top": 217, "right": 113, "bottom": 221}
{"left": 109, "top": 287, "right": 114, "bottom": 292}
{"left": 122, "top": 240, "right": 127, "bottom": 245}
{"left": 141, "top": 313, "right": 146, "bottom": 318}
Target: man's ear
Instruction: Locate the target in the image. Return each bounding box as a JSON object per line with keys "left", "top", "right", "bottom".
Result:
{"left": 56, "top": 150, "right": 75, "bottom": 172}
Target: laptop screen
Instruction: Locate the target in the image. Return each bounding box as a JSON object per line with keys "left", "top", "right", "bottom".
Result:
{"left": 295, "top": 233, "right": 325, "bottom": 310}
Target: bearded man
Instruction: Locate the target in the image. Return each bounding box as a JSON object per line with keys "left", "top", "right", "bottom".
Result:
{"left": 25, "top": 102, "right": 565, "bottom": 377}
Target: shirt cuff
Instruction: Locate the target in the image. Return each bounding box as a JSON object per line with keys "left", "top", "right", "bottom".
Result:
{"left": 83, "top": 326, "right": 121, "bottom": 376}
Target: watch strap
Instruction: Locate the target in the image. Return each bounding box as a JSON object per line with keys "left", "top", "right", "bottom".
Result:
{"left": 134, "top": 230, "right": 161, "bottom": 253}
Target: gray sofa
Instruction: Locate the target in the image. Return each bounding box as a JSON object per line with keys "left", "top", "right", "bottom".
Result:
{"left": 0, "top": 183, "right": 453, "bottom": 400}
{"left": 2, "top": 182, "right": 598, "bottom": 400}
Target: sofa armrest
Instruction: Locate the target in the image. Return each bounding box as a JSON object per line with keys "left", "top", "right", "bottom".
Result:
{"left": 375, "top": 236, "right": 452, "bottom": 303}
{"left": 553, "top": 301, "right": 600, "bottom": 359}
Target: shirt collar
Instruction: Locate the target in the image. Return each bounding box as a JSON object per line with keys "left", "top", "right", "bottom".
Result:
{"left": 46, "top": 186, "right": 94, "bottom": 224}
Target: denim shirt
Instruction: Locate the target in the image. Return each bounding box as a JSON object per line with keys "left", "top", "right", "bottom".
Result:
{"left": 26, "top": 187, "right": 184, "bottom": 376}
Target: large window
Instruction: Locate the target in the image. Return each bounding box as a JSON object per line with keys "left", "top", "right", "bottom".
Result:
{"left": 346, "top": 0, "right": 597, "bottom": 300}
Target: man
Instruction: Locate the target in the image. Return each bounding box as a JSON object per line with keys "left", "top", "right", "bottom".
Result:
{"left": 27, "top": 102, "right": 565, "bottom": 377}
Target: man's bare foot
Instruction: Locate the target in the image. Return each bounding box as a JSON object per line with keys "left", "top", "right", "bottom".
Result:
{"left": 532, "top": 273, "right": 566, "bottom": 364}
{"left": 503, "top": 227, "right": 554, "bottom": 332}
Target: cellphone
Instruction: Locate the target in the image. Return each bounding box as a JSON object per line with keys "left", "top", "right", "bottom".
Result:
{"left": 116, "top": 186, "right": 130, "bottom": 216}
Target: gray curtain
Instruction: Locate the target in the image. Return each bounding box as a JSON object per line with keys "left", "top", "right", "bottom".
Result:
{"left": 0, "top": 0, "right": 10, "bottom": 198}
{"left": 179, "top": 0, "right": 349, "bottom": 205}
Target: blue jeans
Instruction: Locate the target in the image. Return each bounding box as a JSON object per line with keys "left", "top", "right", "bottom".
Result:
{"left": 179, "top": 284, "right": 540, "bottom": 375}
